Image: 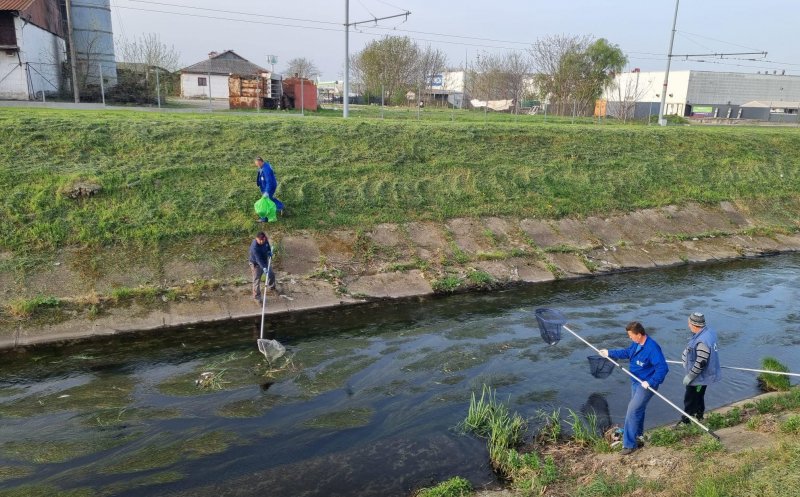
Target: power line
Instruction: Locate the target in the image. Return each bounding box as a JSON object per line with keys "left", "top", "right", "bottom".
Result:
{"left": 675, "top": 32, "right": 715, "bottom": 53}
{"left": 676, "top": 30, "right": 764, "bottom": 53}
{"left": 111, "top": 0, "right": 127, "bottom": 40}
{"left": 116, "top": 4, "right": 525, "bottom": 52}
{"left": 117, "top": 5, "right": 345, "bottom": 32}
{"left": 118, "top": 1, "right": 800, "bottom": 71}
{"left": 128, "top": 0, "right": 341, "bottom": 25}
{"left": 353, "top": 26, "right": 523, "bottom": 51}
{"left": 128, "top": 0, "right": 532, "bottom": 45}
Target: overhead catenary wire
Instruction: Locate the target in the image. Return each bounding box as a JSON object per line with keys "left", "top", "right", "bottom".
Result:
{"left": 129, "top": 0, "right": 341, "bottom": 25}
{"left": 117, "top": 0, "right": 800, "bottom": 74}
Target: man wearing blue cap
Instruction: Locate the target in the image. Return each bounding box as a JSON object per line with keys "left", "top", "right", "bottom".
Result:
{"left": 677, "top": 312, "right": 721, "bottom": 427}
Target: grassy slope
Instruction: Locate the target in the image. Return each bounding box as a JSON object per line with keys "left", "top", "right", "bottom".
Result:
{"left": 1, "top": 107, "right": 799, "bottom": 254}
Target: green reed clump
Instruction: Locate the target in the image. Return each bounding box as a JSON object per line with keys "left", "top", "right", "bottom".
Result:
{"left": 758, "top": 357, "right": 792, "bottom": 392}
{"left": 414, "top": 476, "right": 472, "bottom": 497}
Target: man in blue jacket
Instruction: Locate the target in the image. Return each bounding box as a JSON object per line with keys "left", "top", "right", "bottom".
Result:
{"left": 255, "top": 157, "right": 285, "bottom": 221}
{"left": 678, "top": 312, "right": 721, "bottom": 426}
{"left": 249, "top": 232, "right": 276, "bottom": 304}
{"left": 600, "top": 321, "right": 669, "bottom": 455}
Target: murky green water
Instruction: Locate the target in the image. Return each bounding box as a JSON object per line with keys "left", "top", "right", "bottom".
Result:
{"left": 1, "top": 253, "right": 798, "bottom": 497}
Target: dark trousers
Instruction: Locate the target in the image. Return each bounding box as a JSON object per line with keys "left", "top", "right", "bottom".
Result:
{"left": 250, "top": 263, "right": 275, "bottom": 299}
{"left": 681, "top": 384, "right": 707, "bottom": 423}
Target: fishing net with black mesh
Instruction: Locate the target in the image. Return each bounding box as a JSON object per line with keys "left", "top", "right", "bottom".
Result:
{"left": 534, "top": 308, "right": 566, "bottom": 345}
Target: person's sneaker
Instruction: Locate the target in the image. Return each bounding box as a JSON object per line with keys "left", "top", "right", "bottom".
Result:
{"left": 257, "top": 217, "right": 268, "bottom": 223}
{"left": 620, "top": 447, "right": 637, "bottom": 456}
{"left": 673, "top": 420, "right": 688, "bottom": 430}
{"left": 636, "top": 437, "right": 645, "bottom": 448}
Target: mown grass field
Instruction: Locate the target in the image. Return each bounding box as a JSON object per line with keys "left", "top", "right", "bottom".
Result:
{"left": 1, "top": 106, "right": 799, "bottom": 255}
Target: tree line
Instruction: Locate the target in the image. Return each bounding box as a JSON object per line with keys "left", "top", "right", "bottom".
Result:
{"left": 349, "top": 34, "right": 627, "bottom": 116}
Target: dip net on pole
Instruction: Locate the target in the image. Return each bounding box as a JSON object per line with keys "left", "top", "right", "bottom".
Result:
{"left": 587, "top": 355, "right": 616, "bottom": 379}
{"left": 534, "top": 308, "right": 566, "bottom": 345}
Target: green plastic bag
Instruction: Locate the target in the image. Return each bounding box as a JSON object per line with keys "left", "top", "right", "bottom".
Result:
{"left": 254, "top": 196, "right": 277, "bottom": 222}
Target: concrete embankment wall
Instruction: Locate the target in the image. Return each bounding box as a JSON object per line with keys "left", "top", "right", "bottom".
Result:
{"left": 1, "top": 201, "right": 798, "bottom": 349}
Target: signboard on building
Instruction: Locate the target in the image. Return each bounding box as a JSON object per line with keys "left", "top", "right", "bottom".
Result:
{"left": 692, "top": 105, "right": 713, "bottom": 116}
{"left": 430, "top": 74, "right": 443, "bottom": 89}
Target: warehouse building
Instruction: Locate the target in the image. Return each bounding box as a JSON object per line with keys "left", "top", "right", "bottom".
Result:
{"left": 604, "top": 70, "right": 800, "bottom": 123}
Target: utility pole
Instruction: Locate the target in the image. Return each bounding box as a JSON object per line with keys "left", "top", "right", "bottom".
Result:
{"left": 98, "top": 63, "right": 105, "bottom": 105}
{"left": 344, "top": 0, "right": 349, "bottom": 118}
{"left": 64, "top": 0, "right": 80, "bottom": 103}
{"left": 156, "top": 68, "right": 161, "bottom": 109}
{"left": 207, "top": 66, "right": 212, "bottom": 112}
{"left": 657, "top": 0, "right": 765, "bottom": 126}
{"left": 343, "top": 1, "right": 410, "bottom": 118}
{"left": 658, "top": 0, "right": 679, "bottom": 126}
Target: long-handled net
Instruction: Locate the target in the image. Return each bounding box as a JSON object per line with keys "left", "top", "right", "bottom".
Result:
{"left": 534, "top": 307, "right": 720, "bottom": 440}
{"left": 587, "top": 355, "right": 616, "bottom": 379}
{"left": 257, "top": 256, "right": 285, "bottom": 363}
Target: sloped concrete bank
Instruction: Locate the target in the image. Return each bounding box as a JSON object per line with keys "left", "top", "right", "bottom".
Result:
{"left": 1, "top": 201, "right": 798, "bottom": 349}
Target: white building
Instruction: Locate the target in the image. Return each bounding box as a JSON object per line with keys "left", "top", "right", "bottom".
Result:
{"left": 180, "top": 50, "right": 267, "bottom": 99}
{"left": 0, "top": 0, "right": 66, "bottom": 100}
{"left": 604, "top": 70, "right": 800, "bottom": 122}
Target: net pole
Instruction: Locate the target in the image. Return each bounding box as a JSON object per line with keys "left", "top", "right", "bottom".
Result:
{"left": 259, "top": 256, "right": 272, "bottom": 341}
{"left": 563, "top": 324, "right": 720, "bottom": 440}
{"left": 666, "top": 359, "right": 800, "bottom": 378}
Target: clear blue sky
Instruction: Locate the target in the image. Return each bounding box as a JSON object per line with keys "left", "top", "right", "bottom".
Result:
{"left": 111, "top": 0, "right": 800, "bottom": 79}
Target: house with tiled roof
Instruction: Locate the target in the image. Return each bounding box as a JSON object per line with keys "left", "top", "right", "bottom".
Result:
{"left": 180, "top": 50, "right": 268, "bottom": 99}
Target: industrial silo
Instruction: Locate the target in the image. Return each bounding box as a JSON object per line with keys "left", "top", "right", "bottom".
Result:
{"left": 69, "top": 0, "right": 117, "bottom": 87}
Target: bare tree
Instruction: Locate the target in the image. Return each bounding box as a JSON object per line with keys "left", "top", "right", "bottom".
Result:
{"left": 465, "top": 51, "right": 532, "bottom": 111}
{"left": 414, "top": 45, "right": 448, "bottom": 103}
{"left": 467, "top": 51, "right": 503, "bottom": 104}
{"left": 606, "top": 70, "right": 651, "bottom": 123}
{"left": 528, "top": 35, "right": 626, "bottom": 117}
{"left": 285, "top": 57, "right": 320, "bottom": 79}
{"left": 529, "top": 34, "right": 589, "bottom": 115}
{"left": 116, "top": 33, "right": 180, "bottom": 72}
{"left": 501, "top": 51, "right": 533, "bottom": 113}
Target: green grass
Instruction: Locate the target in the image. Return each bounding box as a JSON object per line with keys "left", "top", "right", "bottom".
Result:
{"left": 758, "top": 357, "right": 792, "bottom": 392}
{"left": 414, "top": 476, "right": 473, "bottom": 497}
{"left": 576, "top": 474, "right": 642, "bottom": 497}
{"left": 461, "top": 385, "right": 526, "bottom": 473}
{"left": 706, "top": 406, "right": 744, "bottom": 429}
{"left": 2, "top": 107, "right": 799, "bottom": 255}
{"left": 432, "top": 276, "right": 462, "bottom": 293}
{"left": 4, "top": 296, "right": 60, "bottom": 318}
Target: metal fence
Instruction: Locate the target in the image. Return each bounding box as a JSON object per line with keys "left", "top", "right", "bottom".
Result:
{"left": 2, "top": 60, "right": 179, "bottom": 106}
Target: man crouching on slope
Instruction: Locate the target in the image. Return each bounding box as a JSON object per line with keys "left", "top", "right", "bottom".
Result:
{"left": 249, "top": 232, "right": 276, "bottom": 304}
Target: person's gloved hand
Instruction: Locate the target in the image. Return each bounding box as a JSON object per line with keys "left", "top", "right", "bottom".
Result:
{"left": 599, "top": 349, "right": 609, "bottom": 358}
{"left": 682, "top": 374, "right": 693, "bottom": 386}
{"left": 641, "top": 381, "right": 650, "bottom": 390}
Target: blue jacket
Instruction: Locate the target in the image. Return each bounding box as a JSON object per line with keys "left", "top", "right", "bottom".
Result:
{"left": 257, "top": 163, "right": 278, "bottom": 197}
{"left": 248, "top": 239, "right": 272, "bottom": 270}
{"left": 683, "top": 325, "right": 722, "bottom": 385}
{"left": 608, "top": 336, "right": 669, "bottom": 388}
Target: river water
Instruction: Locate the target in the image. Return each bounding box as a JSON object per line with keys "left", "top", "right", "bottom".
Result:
{"left": 1, "top": 254, "right": 798, "bottom": 496}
